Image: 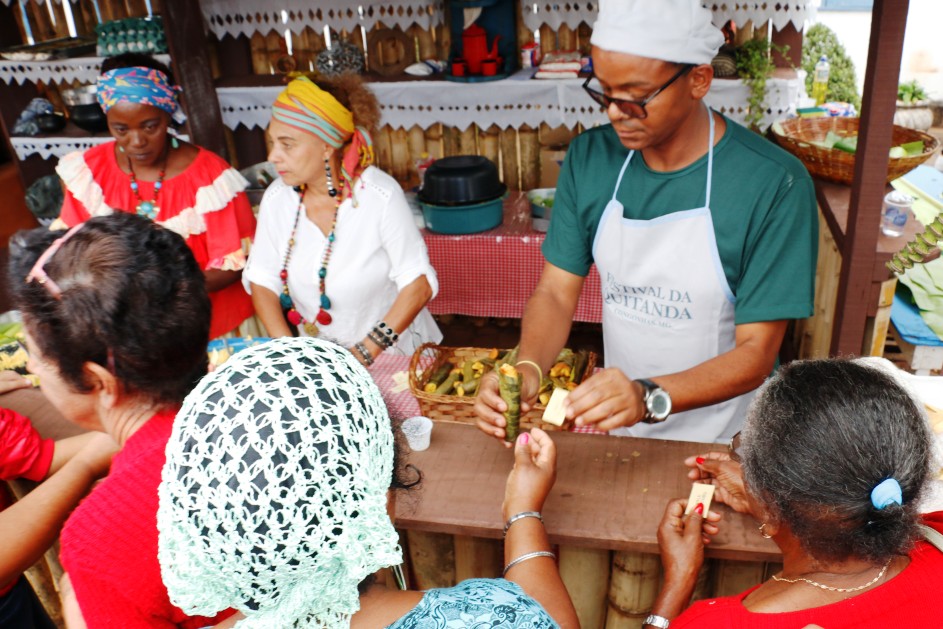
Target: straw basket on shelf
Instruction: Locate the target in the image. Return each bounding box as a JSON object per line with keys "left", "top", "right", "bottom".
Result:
{"left": 408, "top": 343, "right": 596, "bottom": 431}
{"left": 771, "top": 117, "right": 939, "bottom": 185}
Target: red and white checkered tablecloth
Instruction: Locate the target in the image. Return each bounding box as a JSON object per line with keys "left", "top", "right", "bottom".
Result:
{"left": 369, "top": 353, "right": 604, "bottom": 434}
{"left": 424, "top": 192, "right": 603, "bottom": 322}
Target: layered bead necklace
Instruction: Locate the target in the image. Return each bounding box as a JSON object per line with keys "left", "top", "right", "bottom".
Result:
{"left": 279, "top": 179, "right": 343, "bottom": 337}
{"left": 126, "top": 142, "right": 169, "bottom": 221}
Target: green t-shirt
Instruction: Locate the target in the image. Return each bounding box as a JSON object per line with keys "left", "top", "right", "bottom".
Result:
{"left": 543, "top": 117, "right": 818, "bottom": 324}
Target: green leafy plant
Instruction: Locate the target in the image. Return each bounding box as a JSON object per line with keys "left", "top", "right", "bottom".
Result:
{"left": 898, "top": 80, "right": 928, "bottom": 104}
{"left": 802, "top": 23, "right": 861, "bottom": 109}
{"left": 734, "top": 38, "right": 790, "bottom": 131}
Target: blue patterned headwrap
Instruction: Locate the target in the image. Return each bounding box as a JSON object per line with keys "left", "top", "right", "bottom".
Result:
{"left": 96, "top": 66, "right": 186, "bottom": 124}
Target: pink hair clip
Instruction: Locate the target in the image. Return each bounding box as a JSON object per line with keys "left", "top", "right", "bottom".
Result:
{"left": 25, "top": 223, "right": 85, "bottom": 300}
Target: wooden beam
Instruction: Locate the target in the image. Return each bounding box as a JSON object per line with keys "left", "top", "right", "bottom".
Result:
{"left": 161, "top": 0, "right": 229, "bottom": 160}
{"left": 830, "top": 0, "right": 908, "bottom": 357}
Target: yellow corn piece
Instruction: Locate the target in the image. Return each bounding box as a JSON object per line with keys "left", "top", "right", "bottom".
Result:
{"left": 488, "top": 348, "right": 499, "bottom": 360}
{"left": 456, "top": 384, "right": 466, "bottom": 397}
{"left": 424, "top": 382, "right": 437, "bottom": 393}
{"left": 549, "top": 361, "right": 571, "bottom": 378}
{"left": 538, "top": 391, "right": 552, "bottom": 405}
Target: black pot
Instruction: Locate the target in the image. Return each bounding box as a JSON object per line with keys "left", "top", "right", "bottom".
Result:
{"left": 418, "top": 155, "right": 506, "bottom": 206}
{"left": 69, "top": 103, "right": 108, "bottom": 133}
{"left": 35, "top": 112, "right": 66, "bottom": 133}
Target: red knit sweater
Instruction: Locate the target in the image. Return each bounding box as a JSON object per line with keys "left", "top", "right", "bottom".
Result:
{"left": 674, "top": 511, "right": 943, "bottom": 628}
{"left": 59, "top": 410, "right": 228, "bottom": 628}
{"left": 0, "top": 407, "right": 54, "bottom": 597}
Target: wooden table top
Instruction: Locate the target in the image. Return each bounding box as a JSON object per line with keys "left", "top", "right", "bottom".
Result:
{"left": 394, "top": 422, "right": 781, "bottom": 563}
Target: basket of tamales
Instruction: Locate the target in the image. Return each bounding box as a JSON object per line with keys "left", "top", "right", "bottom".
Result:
{"left": 408, "top": 343, "right": 596, "bottom": 433}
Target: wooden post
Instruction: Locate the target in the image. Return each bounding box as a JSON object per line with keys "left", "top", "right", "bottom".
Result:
{"left": 500, "top": 127, "right": 520, "bottom": 190}
{"left": 479, "top": 124, "right": 501, "bottom": 166}
{"left": 865, "top": 277, "right": 898, "bottom": 357}
{"left": 453, "top": 535, "right": 503, "bottom": 580}
{"left": 712, "top": 559, "right": 765, "bottom": 597}
{"left": 559, "top": 546, "right": 610, "bottom": 629}
{"left": 162, "top": 0, "right": 230, "bottom": 160}
{"left": 830, "top": 0, "right": 909, "bottom": 357}
{"left": 458, "top": 125, "right": 477, "bottom": 156}
{"left": 606, "top": 551, "right": 660, "bottom": 629}
{"left": 519, "top": 124, "right": 539, "bottom": 191}
{"left": 405, "top": 530, "right": 456, "bottom": 590}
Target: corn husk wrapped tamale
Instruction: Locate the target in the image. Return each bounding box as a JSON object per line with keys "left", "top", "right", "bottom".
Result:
{"left": 496, "top": 363, "right": 522, "bottom": 442}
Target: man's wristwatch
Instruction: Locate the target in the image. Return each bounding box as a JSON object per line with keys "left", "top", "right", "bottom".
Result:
{"left": 643, "top": 614, "right": 670, "bottom": 628}
{"left": 636, "top": 378, "right": 672, "bottom": 423}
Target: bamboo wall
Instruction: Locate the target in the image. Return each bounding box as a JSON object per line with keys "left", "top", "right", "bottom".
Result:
{"left": 11, "top": 0, "right": 163, "bottom": 42}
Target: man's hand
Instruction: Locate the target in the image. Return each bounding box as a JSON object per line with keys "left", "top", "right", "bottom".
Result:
{"left": 566, "top": 367, "right": 646, "bottom": 431}
{"left": 474, "top": 368, "right": 540, "bottom": 446}
{"left": 684, "top": 452, "right": 752, "bottom": 515}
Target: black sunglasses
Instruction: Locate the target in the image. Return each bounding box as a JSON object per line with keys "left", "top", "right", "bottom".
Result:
{"left": 582, "top": 64, "right": 695, "bottom": 119}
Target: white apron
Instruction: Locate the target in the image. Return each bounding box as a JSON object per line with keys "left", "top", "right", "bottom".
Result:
{"left": 593, "top": 111, "right": 753, "bottom": 443}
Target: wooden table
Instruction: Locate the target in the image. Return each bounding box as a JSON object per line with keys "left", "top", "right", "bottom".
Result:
{"left": 395, "top": 422, "right": 779, "bottom": 562}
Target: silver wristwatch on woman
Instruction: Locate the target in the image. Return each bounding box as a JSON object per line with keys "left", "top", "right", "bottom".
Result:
{"left": 636, "top": 378, "right": 672, "bottom": 423}
{"left": 643, "top": 614, "right": 670, "bottom": 628}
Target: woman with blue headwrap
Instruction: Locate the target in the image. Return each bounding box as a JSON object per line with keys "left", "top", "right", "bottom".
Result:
{"left": 55, "top": 53, "right": 257, "bottom": 339}
{"left": 242, "top": 75, "right": 441, "bottom": 365}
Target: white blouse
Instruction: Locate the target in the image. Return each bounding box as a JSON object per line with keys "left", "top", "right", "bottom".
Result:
{"left": 244, "top": 166, "right": 442, "bottom": 354}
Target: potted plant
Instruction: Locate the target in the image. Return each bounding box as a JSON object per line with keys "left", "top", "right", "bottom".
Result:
{"left": 894, "top": 80, "right": 933, "bottom": 132}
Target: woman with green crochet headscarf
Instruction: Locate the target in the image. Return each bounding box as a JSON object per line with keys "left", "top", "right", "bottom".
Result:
{"left": 157, "top": 337, "right": 579, "bottom": 628}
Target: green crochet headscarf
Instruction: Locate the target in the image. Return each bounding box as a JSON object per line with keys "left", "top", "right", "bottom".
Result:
{"left": 157, "top": 337, "right": 402, "bottom": 628}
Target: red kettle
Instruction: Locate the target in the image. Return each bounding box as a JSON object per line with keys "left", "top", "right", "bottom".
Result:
{"left": 462, "top": 24, "right": 500, "bottom": 75}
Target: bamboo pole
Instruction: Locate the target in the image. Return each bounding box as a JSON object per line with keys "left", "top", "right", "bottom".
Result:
{"left": 250, "top": 32, "right": 272, "bottom": 75}
{"left": 458, "top": 124, "right": 477, "bottom": 156}
{"left": 375, "top": 125, "right": 395, "bottom": 175}
{"left": 519, "top": 124, "right": 540, "bottom": 191}
{"left": 605, "top": 552, "right": 661, "bottom": 629}
{"left": 453, "top": 535, "right": 503, "bottom": 581}
{"left": 558, "top": 24, "right": 575, "bottom": 52}
{"left": 442, "top": 125, "right": 461, "bottom": 157}
{"left": 424, "top": 123, "right": 444, "bottom": 160}
{"left": 405, "top": 530, "right": 456, "bottom": 590}
{"left": 539, "top": 24, "right": 556, "bottom": 56}
{"left": 500, "top": 127, "right": 520, "bottom": 190}
{"left": 479, "top": 124, "right": 501, "bottom": 166}
{"left": 390, "top": 127, "right": 411, "bottom": 184}
{"left": 559, "top": 546, "right": 610, "bottom": 629}
{"left": 712, "top": 560, "right": 766, "bottom": 598}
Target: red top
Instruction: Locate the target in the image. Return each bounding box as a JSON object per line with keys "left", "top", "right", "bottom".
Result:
{"left": 674, "top": 511, "right": 943, "bottom": 628}
{"left": 0, "top": 407, "right": 54, "bottom": 596}
{"left": 59, "top": 410, "right": 230, "bottom": 628}
{"left": 57, "top": 142, "right": 257, "bottom": 338}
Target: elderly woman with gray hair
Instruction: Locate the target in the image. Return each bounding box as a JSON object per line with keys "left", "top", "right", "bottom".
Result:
{"left": 646, "top": 358, "right": 942, "bottom": 628}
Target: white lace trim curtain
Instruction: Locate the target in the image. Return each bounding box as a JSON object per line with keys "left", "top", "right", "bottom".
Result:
{"left": 200, "top": 0, "right": 444, "bottom": 39}
{"left": 0, "top": 55, "right": 170, "bottom": 86}
{"left": 215, "top": 74, "right": 802, "bottom": 134}
{"left": 521, "top": 1, "right": 814, "bottom": 32}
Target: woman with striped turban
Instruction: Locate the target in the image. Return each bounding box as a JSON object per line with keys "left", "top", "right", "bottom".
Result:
{"left": 55, "top": 53, "right": 257, "bottom": 340}
{"left": 243, "top": 75, "right": 441, "bottom": 365}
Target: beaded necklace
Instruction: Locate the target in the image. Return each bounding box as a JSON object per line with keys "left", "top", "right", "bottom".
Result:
{"left": 126, "top": 144, "right": 169, "bottom": 221}
{"left": 279, "top": 182, "right": 343, "bottom": 337}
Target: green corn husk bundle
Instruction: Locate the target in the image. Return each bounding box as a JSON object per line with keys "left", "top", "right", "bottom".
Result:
{"left": 496, "top": 362, "right": 522, "bottom": 442}
{"left": 887, "top": 216, "right": 943, "bottom": 275}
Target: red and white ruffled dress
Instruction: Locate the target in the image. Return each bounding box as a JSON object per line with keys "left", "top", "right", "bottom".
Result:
{"left": 56, "top": 142, "right": 256, "bottom": 339}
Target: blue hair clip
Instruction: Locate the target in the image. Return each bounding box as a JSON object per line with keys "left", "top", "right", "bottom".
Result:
{"left": 870, "top": 478, "right": 903, "bottom": 510}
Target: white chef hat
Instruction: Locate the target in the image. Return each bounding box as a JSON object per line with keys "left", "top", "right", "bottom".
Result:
{"left": 591, "top": 0, "right": 724, "bottom": 66}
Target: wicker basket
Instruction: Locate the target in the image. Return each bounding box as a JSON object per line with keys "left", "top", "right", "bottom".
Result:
{"left": 771, "top": 117, "right": 939, "bottom": 185}
{"left": 408, "top": 343, "right": 597, "bottom": 431}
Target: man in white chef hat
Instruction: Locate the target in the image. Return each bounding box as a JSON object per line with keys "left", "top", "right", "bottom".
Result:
{"left": 476, "top": 0, "right": 818, "bottom": 444}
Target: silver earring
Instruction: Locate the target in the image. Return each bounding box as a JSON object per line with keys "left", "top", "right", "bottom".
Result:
{"left": 118, "top": 145, "right": 125, "bottom": 153}
{"left": 759, "top": 523, "right": 772, "bottom": 539}
{"left": 170, "top": 135, "right": 179, "bottom": 149}
{"left": 324, "top": 158, "right": 337, "bottom": 197}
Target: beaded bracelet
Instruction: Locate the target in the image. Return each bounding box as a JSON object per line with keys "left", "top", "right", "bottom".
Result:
{"left": 503, "top": 550, "right": 555, "bottom": 577}
{"left": 353, "top": 342, "right": 374, "bottom": 366}
{"left": 503, "top": 511, "right": 543, "bottom": 537}
{"left": 367, "top": 330, "right": 391, "bottom": 350}
{"left": 373, "top": 321, "right": 399, "bottom": 345}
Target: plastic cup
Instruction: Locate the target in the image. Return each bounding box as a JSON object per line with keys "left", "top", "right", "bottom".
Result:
{"left": 402, "top": 416, "right": 433, "bottom": 451}
{"left": 881, "top": 191, "right": 913, "bottom": 237}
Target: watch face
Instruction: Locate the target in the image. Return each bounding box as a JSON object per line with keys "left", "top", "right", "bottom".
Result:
{"left": 649, "top": 391, "right": 671, "bottom": 419}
